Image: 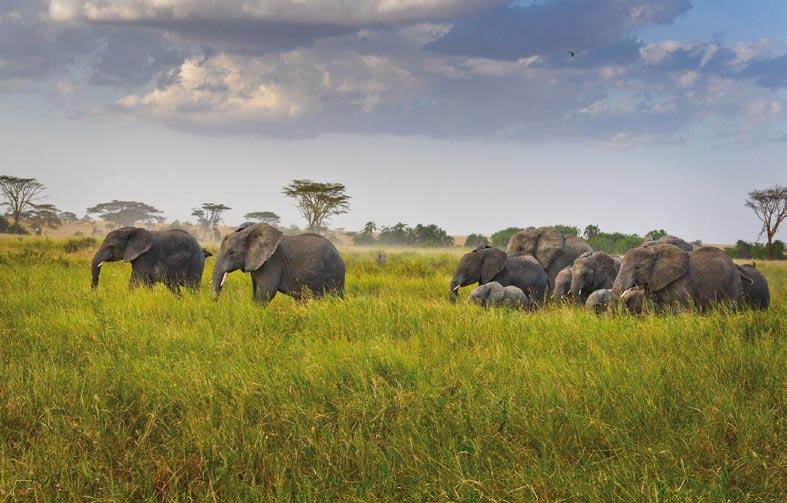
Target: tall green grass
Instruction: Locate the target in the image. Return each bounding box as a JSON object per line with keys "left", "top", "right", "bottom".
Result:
{"left": 0, "top": 236, "right": 784, "bottom": 501}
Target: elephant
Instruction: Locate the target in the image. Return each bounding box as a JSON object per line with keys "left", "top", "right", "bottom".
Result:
{"left": 91, "top": 227, "right": 206, "bottom": 293}
{"left": 212, "top": 223, "right": 345, "bottom": 303}
{"left": 641, "top": 235, "right": 696, "bottom": 252}
{"left": 613, "top": 243, "right": 743, "bottom": 312}
{"left": 736, "top": 263, "right": 770, "bottom": 309}
{"left": 470, "top": 282, "right": 531, "bottom": 309}
{"left": 585, "top": 289, "right": 616, "bottom": 314}
{"left": 568, "top": 251, "right": 621, "bottom": 303}
{"left": 552, "top": 267, "right": 573, "bottom": 301}
{"left": 450, "top": 245, "right": 548, "bottom": 305}
{"left": 507, "top": 226, "right": 593, "bottom": 294}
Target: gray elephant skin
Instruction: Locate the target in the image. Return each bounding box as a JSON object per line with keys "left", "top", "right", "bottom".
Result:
{"left": 91, "top": 227, "right": 207, "bottom": 293}
{"left": 613, "top": 243, "right": 744, "bottom": 312}
{"left": 507, "top": 226, "right": 593, "bottom": 293}
{"left": 552, "top": 267, "right": 573, "bottom": 301}
{"left": 470, "top": 282, "right": 531, "bottom": 309}
{"left": 585, "top": 289, "right": 616, "bottom": 314}
{"left": 736, "top": 263, "right": 770, "bottom": 309}
{"left": 213, "top": 223, "right": 345, "bottom": 303}
{"left": 569, "top": 251, "right": 621, "bottom": 303}
{"left": 642, "top": 235, "right": 696, "bottom": 252}
{"left": 450, "top": 245, "right": 548, "bottom": 304}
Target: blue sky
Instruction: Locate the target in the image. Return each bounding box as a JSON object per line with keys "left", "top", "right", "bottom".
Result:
{"left": 1, "top": 1, "right": 785, "bottom": 242}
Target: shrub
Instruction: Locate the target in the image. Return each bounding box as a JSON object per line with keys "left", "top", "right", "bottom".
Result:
{"left": 465, "top": 233, "right": 489, "bottom": 248}
{"left": 63, "top": 237, "right": 97, "bottom": 253}
{"left": 490, "top": 227, "right": 523, "bottom": 249}
{"left": 554, "top": 225, "right": 579, "bottom": 236}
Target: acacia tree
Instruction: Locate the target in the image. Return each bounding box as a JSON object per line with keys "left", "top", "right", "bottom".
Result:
{"left": 192, "top": 202, "right": 231, "bottom": 240}
{"left": 243, "top": 211, "right": 280, "bottom": 226}
{"left": 0, "top": 175, "right": 46, "bottom": 227}
{"left": 745, "top": 184, "right": 787, "bottom": 259}
{"left": 26, "top": 204, "right": 62, "bottom": 236}
{"left": 87, "top": 200, "right": 164, "bottom": 228}
{"left": 282, "top": 179, "right": 350, "bottom": 232}
{"left": 58, "top": 211, "right": 79, "bottom": 222}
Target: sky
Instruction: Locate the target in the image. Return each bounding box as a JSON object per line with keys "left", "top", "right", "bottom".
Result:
{"left": 1, "top": 0, "right": 785, "bottom": 243}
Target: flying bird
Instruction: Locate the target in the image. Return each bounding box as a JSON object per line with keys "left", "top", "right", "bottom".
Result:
{"left": 568, "top": 50, "right": 577, "bottom": 59}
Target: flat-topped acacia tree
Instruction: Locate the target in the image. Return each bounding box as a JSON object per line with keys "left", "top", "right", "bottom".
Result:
{"left": 86, "top": 200, "right": 164, "bottom": 229}
{"left": 282, "top": 179, "right": 350, "bottom": 232}
{"left": 745, "top": 184, "right": 787, "bottom": 259}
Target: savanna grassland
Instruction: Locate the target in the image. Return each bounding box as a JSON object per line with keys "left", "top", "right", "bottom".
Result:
{"left": 0, "top": 236, "right": 784, "bottom": 501}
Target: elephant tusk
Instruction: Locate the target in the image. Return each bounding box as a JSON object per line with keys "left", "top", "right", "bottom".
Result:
{"left": 220, "top": 272, "right": 228, "bottom": 287}
{"left": 452, "top": 284, "right": 461, "bottom": 291}
{"left": 96, "top": 261, "right": 104, "bottom": 268}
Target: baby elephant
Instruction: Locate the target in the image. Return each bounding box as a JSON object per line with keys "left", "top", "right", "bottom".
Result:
{"left": 470, "top": 282, "right": 531, "bottom": 309}
{"left": 585, "top": 289, "right": 616, "bottom": 314}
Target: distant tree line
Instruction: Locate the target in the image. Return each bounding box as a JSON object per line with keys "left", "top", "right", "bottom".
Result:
{"left": 352, "top": 221, "right": 455, "bottom": 247}
{"left": 726, "top": 239, "right": 785, "bottom": 260}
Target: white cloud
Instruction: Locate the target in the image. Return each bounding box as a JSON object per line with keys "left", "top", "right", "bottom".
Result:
{"left": 49, "top": 0, "right": 497, "bottom": 25}
{"left": 639, "top": 40, "right": 695, "bottom": 65}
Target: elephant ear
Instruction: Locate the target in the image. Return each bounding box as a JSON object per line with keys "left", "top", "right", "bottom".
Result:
{"left": 123, "top": 228, "right": 153, "bottom": 262}
{"left": 650, "top": 244, "right": 689, "bottom": 292}
{"left": 594, "top": 253, "right": 617, "bottom": 288}
{"left": 243, "top": 223, "right": 283, "bottom": 272}
{"left": 735, "top": 264, "right": 754, "bottom": 286}
{"left": 535, "top": 227, "right": 565, "bottom": 268}
{"left": 480, "top": 248, "right": 508, "bottom": 283}
{"left": 506, "top": 230, "right": 536, "bottom": 257}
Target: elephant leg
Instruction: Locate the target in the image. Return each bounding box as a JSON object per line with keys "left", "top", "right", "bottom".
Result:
{"left": 252, "top": 275, "right": 278, "bottom": 304}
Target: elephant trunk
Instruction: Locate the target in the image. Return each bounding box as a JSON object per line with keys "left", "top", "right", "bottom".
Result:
{"left": 569, "top": 277, "right": 585, "bottom": 301}
{"left": 91, "top": 249, "right": 109, "bottom": 289}
{"left": 212, "top": 258, "right": 229, "bottom": 298}
{"left": 449, "top": 276, "right": 462, "bottom": 302}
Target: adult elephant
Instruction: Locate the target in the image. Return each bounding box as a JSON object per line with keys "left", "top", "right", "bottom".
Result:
{"left": 613, "top": 243, "right": 744, "bottom": 312}
{"left": 507, "top": 226, "right": 593, "bottom": 293}
{"left": 736, "top": 263, "right": 770, "bottom": 309}
{"left": 213, "top": 223, "right": 344, "bottom": 303}
{"left": 449, "top": 245, "right": 548, "bottom": 305}
{"left": 91, "top": 227, "right": 207, "bottom": 293}
{"left": 568, "top": 251, "right": 621, "bottom": 303}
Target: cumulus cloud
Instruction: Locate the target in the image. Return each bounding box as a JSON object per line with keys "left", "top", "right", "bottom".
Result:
{"left": 48, "top": 0, "right": 498, "bottom": 25}
{"left": 2, "top": 0, "right": 787, "bottom": 145}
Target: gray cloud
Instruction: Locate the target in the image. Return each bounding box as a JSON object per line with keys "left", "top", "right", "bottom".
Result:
{"left": 427, "top": 0, "right": 692, "bottom": 61}
{"left": 2, "top": 0, "right": 787, "bottom": 145}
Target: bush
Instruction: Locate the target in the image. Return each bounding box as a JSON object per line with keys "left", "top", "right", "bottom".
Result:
{"left": 465, "top": 233, "right": 489, "bottom": 248}
{"left": 63, "top": 237, "right": 97, "bottom": 253}
{"left": 554, "top": 225, "right": 579, "bottom": 237}
{"left": 490, "top": 227, "right": 523, "bottom": 249}
{"left": 727, "top": 239, "right": 785, "bottom": 260}
{"left": 0, "top": 216, "right": 29, "bottom": 234}
{"left": 377, "top": 223, "right": 454, "bottom": 247}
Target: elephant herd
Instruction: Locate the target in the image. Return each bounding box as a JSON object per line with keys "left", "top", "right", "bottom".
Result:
{"left": 452, "top": 226, "right": 770, "bottom": 313}
{"left": 90, "top": 223, "right": 770, "bottom": 313}
{"left": 91, "top": 223, "right": 345, "bottom": 302}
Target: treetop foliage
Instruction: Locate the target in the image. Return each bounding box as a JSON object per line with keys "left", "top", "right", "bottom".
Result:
{"left": 87, "top": 200, "right": 164, "bottom": 228}
{"left": 282, "top": 179, "right": 350, "bottom": 231}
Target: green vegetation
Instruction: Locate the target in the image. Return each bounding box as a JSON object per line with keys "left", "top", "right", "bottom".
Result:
{"left": 464, "top": 233, "right": 489, "bottom": 248}
{"left": 553, "top": 224, "right": 579, "bottom": 237}
{"left": 727, "top": 239, "right": 786, "bottom": 260}
{"left": 358, "top": 222, "right": 455, "bottom": 247}
{"left": 0, "top": 236, "right": 784, "bottom": 500}
{"left": 490, "top": 226, "right": 522, "bottom": 249}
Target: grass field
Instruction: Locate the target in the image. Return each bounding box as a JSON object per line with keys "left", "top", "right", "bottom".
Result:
{"left": 0, "top": 236, "right": 784, "bottom": 501}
